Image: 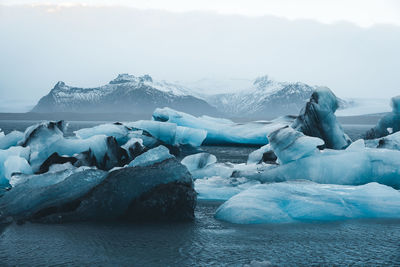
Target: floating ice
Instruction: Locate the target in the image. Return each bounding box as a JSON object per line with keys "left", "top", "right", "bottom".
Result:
{"left": 195, "top": 176, "right": 260, "bottom": 201}
{"left": 0, "top": 131, "right": 24, "bottom": 150}
{"left": 365, "top": 131, "right": 400, "bottom": 150}
{"left": 247, "top": 144, "right": 276, "bottom": 164}
{"left": 121, "top": 137, "right": 145, "bottom": 159}
{"left": 9, "top": 166, "right": 90, "bottom": 188}
{"left": 215, "top": 182, "right": 400, "bottom": 224}
{"left": 268, "top": 126, "right": 324, "bottom": 164}
{"left": 181, "top": 153, "right": 217, "bottom": 172}
{"left": 74, "top": 123, "right": 131, "bottom": 144}
{"left": 127, "top": 120, "right": 207, "bottom": 147}
{"left": 292, "top": 88, "right": 351, "bottom": 149}
{"left": 345, "top": 139, "right": 366, "bottom": 151}
{"left": 257, "top": 147, "right": 400, "bottom": 189}
{"left": 20, "top": 121, "right": 65, "bottom": 148}
{"left": 0, "top": 146, "right": 31, "bottom": 185}
{"left": 153, "top": 107, "right": 289, "bottom": 145}
{"left": 366, "top": 96, "right": 400, "bottom": 139}
{"left": 3, "top": 156, "right": 33, "bottom": 182}
{"left": 128, "top": 145, "right": 174, "bottom": 168}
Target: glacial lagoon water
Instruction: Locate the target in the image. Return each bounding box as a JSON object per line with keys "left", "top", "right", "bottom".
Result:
{"left": 0, "top": 120, "right": 399, "bottom": 266}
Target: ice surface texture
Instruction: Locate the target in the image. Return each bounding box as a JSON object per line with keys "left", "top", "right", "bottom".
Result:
{"left": 153, "top": 107, "right": 289, "bottom": 145}
{"left": 215, "top": 182, "right": 400, "bottom": 224}
{"left": 292, "top": 88, "right": 351, "bottom": 149}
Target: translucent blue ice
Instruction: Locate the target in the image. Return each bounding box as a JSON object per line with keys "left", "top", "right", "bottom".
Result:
{"left": 258, "top": 147, "right": 400, "bottom": 189}
{"left": 128, "top": 145, "right": 174, "bottom": 168}
{"left": 215, "top": 181, "right": 400, "bottom": 224}
{"left": 153, "top": 107, "right": 289, "bottom": 145}
{"left": 0, "top": 131, "right": 24, "bottom": 150}
{"left": 195, "top": 176, "right": 260, "bottom": 201}
{"left": 127, "top": 120, "right": 207, "bottom": 147}
{"left": 74, "top": 123, "right": 131, "bottom": 144}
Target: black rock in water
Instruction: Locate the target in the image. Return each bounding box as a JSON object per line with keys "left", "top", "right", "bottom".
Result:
{"left": 0, "top": 158, "right": 196, "bottom": 223}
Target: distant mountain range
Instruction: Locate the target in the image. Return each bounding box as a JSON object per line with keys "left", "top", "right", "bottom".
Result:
{"left": 32, "top": 74, "right": 219, "bottom": 116}
{"left": 32, "top": 74, "right": 348, "bottom": 118}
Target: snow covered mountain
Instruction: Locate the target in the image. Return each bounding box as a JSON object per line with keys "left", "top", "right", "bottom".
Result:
{"left": 206, "top": 75, "right": 347, "bottom": 118}
{"left": 32, "top": 74, "right": 219, "bottom": 116}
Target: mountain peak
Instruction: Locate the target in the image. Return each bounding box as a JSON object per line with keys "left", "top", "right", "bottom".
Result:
{"left": 109, "top": 73, "right": 153, "bottom": 84}
{"left": 253, "top": 75, "right": 273, "bottom": 88}
{"left": 53, "top": 81, "right": 67, "bottom": 90}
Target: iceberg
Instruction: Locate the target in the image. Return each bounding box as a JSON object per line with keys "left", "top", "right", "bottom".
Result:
{"left": 181, "top": 153, "right": 217, "bottom": 172}
{"left": 257, "top": 147, "right": 400, "bottom": 189}
{"left": 215, "top": 182, "right": 400, "bottom": 224}
{"left": 247, "top": 144, "right": 277, "bottom": 165}
{"left": 247, "top": 126, "right": 400, "bottom": 189}
{"left": 195, "top": 176, "right": 260, "bottom": 201}
{"left": 365, "top": 96, "right": 400, "bottom": 139}
{"left": 153, "top": 107, "right": 290, "bottom": 145}
{"left": 20, "top": 120, "right": 66, "bottom": 148}
{"left": 268, "top": 126, "right": 324, "bottom": 164}
{"left": 292, "top": 88, "right": 351, "bottom": 149}
{"left": 128, "top": 145, "right": 174, "bottom": 168}
{"left": 365, "top": 131, "right": 400, "bottom": 150}
{"left": 127, "top": 120, "right": 207, "bottom": 147}
{"left": 121, "top": 137, "right": 145, "bottom": 160}
{"left": 74, "top": 123, "right": 131, "bottom": 144}
{"left": 0, "top": 131, "right": 24, "bottom": 150}
{"left": 0, "top": 146, "right": 31, "bottom": 185}
{"left": 28, "top": 133, "right": 129, "bottom": 172}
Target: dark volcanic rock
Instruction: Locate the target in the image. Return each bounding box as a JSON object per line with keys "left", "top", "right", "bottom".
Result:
{"left": 0, "top": 158, "right": 196, "bottom": 223}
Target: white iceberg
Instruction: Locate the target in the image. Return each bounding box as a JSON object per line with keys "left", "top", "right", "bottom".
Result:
{"left": 255, "top": 126, "right": 400, "bottom": 189}
{"left": 215, "top": 181, "right": 400, "bottom": 224}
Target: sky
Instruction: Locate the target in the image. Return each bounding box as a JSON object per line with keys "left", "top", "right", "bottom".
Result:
{"left": 0, "top": 0, "right": 399, "bottom": 111}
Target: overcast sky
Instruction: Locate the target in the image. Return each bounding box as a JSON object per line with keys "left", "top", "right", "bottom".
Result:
{"left": 0, "top": 1, "right": 399, "bottom": 111}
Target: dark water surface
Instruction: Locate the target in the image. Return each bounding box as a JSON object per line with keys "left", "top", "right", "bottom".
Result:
{"left": 0, "top": 203, "right": 399, "bottom": 266}
{"left": 1, "top": 120, "right": 399, "bottom": 266}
